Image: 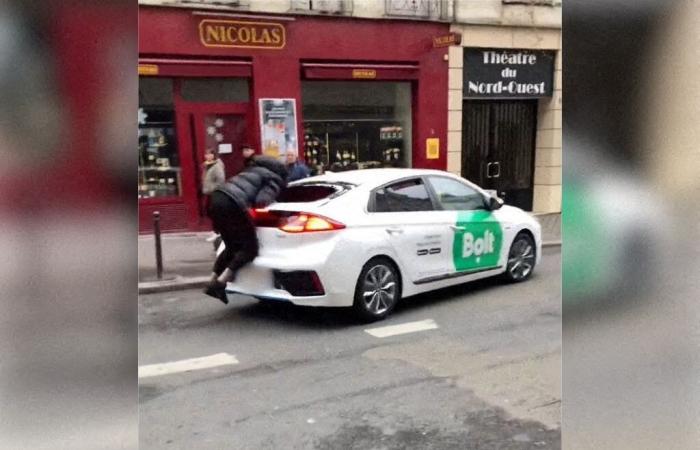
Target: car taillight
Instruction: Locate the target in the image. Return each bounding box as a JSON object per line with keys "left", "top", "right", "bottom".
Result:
{"left": 279, "top": 213, "right": 345, "bottom": 233}
{"left": 249, "top": 208, "right": 281, "bottom": 227}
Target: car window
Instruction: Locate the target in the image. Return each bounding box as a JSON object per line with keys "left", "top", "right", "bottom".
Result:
{"left": 428, "top": 176, "right": 487, "bottom": 211}
{"left": 372, "top": 178, "right": 434, "bottom": 212}
{"left": 277, "top": 183, "right": 352, "bottom": 203}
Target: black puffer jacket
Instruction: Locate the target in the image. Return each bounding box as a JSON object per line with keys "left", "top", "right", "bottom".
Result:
{"left": 216, "top": 156, "right": 288, "bottom": 209}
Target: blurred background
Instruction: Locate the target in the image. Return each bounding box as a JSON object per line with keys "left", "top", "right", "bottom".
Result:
{"left": 0, "top": 0, "right": 137, "bottom": 448}
{"left": 563, "top": 0, "right": 700, "bottom": 448}
{"left": 0, "top": 0, "right": 698, "bottom": 448}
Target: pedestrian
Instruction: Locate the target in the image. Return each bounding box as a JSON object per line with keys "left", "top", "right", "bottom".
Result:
{"left": 204, "top": 149, "right": 288, "bottom": 304}
{"left": 241, "top": 143, "right": 255, "bottom": 168}
{"left": 285, "top": 151, "right": 311, "bottom": 183}
{"left": 202, "top": 147, "right": 226, "bottom": 195}
{"left": 201, "top": 148, "right": 226, "bottom": 242}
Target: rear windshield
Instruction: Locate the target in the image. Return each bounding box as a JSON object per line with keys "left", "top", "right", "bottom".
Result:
{"left": 276, "top": 182, "right": 354, "bottom": 203}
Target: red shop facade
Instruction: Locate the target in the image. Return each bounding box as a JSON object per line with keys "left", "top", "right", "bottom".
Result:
{"left": 138, "top": 6, "right": 449, "bottom": 233}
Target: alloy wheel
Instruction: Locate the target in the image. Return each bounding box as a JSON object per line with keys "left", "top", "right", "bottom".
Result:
{"left": 362, "top": 264, "right": 397, "bottom": 315}
{"left": 507, "top": 236, "right": 535, "bottom": 280}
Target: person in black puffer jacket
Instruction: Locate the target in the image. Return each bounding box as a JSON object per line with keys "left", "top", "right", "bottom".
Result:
{"left": 204, "top": 152, "right": 288, "bottom": 304}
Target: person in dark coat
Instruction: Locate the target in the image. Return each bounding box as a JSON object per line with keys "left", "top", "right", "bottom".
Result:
{"left": 204, "top": 152, "right": 288, "bottom": 303}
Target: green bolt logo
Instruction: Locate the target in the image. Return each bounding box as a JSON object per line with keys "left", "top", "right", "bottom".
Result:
{"left": 453, "top": 211, "right": 503, "bottom": 272}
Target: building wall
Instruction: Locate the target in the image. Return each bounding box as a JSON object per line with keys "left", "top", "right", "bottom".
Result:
{"left": 140, "top": 7, "right": 448, "bottom": 171}
{"left": 455, "top": 0, "right": 561, "bottom": 29}
{"left": 138, "top": 0, "right": 560, "bottom": 27}
{"left": 138, "top": 0, "right": 444, "bottom": 20}
{"left": 447, "top": 25, "right": 562, "bottom": 213}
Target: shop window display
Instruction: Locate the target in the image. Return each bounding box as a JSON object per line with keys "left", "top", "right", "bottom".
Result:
{"left": 301, "top": 81, "right": 412, "bottom": 173}
{"left": 139, "top": 78, "right": 181, "bottom": 198}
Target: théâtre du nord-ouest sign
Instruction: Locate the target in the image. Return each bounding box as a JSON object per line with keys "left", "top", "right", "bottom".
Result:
{"left": 463, "top": 48, "right": 555, "bottom": 99}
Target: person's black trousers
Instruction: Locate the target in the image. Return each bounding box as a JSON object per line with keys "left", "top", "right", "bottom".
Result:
{"left": 208, "top": 191, "right": 259, "bottom": 278}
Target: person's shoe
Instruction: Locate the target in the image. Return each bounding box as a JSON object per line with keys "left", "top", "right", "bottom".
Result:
{"left": 204, "top": 281, "right": 228, "bottom": 304}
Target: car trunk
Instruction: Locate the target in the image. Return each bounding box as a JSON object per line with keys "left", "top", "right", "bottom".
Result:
{"left": 251, "top": 182, "right": 354, "bottom": 257}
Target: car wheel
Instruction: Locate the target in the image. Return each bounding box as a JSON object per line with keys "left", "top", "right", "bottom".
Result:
{"left": 503, "top": 232, "right": 536, "bottom": 282}
{"left": 353, "top": 257, "right": 401, "bottom": 322}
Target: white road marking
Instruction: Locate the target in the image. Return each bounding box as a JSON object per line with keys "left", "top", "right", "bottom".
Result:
{"left": 138, "top": 353, "right": 239, "bottom": 379}
{"left": 364, "top": 319, "right": 439, "bottom": 338}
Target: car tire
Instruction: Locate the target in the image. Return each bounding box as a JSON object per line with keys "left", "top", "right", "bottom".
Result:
{"left": 352, "top": 257, "right": 401, "bottom": 322}
{"left": 503, "top": 232, "right": 536, "bottom": 283}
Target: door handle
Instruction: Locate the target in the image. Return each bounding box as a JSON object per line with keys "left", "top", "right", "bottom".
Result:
{"left": 450, "top": 225, "right": 466, "bottom": 232}
{"left": 492, "top": 162, "right": 501, "bottom": 179}
{"left": 486, "top": 162, "right": 493, "bottom": 178}
{"left": 386, "top": 227, "right": 404, "bottom": 235}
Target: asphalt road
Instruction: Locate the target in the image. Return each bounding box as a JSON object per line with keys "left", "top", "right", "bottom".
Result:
{"left": 139, "top": 247, "right": 561, "bottom": 449}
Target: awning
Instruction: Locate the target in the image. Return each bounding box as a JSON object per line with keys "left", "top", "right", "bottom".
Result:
{"left": 302, "top": 62, "right": 419, "bottom": 81}
{"left": 138, "top": 58, "right": 252, "bottom": 77}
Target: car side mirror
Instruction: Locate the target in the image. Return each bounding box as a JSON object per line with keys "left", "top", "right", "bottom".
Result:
{"left": 488, "top": 196, "right": 504, "bottom": 210}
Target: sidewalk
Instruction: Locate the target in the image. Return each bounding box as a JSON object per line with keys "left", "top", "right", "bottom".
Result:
{"left": 138, "top": 213, "right": 561, "bottom": 294}
{"left": 536, "top": 212, "right": 561, "bottom": 244}
{"left": 138, "top": 232, "right": 216, "bottom": 294}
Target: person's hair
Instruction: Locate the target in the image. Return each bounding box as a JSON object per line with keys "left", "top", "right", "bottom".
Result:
{"left": 205, "top": 148, "right": 218, "bottom": 157}
{"left": 240, "top": 144, "right": 254, "bottom": 152}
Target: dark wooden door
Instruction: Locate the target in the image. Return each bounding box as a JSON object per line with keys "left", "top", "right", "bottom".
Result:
{"left": 462, "top": 100, "right": 537, "bottom": 211}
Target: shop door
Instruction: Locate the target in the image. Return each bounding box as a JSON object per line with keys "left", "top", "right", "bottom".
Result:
{"left": 180, "top": 103, "right": 250, "bottom": 228}
{"left": 461, "top": 101, "right": 537, "bottom": 211}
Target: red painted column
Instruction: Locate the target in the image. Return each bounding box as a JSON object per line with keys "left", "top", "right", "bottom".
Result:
{"left": 414, "top": 47, "right": 449, "bottom": 171}
{"left": 250, "top": 55, "right": 303, "bottom": 158}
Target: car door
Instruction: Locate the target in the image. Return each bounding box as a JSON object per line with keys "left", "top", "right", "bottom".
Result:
{"left": 425, "top": 175, "right": 508, "bottom": 275}
{"left": 368, "top": 177, "right": 449, "bottom": 283}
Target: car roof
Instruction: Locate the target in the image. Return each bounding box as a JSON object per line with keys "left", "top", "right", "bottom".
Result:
{"left": 297, "top": 168, "right": 461, "bottom": 189}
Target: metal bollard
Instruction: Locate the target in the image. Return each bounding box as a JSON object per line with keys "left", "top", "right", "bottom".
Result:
{"left": 153, "top": 211, "right": 163, "bottom": 280}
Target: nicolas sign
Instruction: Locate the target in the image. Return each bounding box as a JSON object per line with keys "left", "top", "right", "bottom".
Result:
{"left": 463, "top": 48, "right": 555, "bottom": 99}
{"left": 199, "top": 19, "right": 285, "bottom": 49}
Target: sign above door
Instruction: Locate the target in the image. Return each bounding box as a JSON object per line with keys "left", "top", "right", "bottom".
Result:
{"left": 199, "top": 19, "right": 285, "bottom": 50}
{"left": 463, "top": 48, "right": 555, "bottom": 99}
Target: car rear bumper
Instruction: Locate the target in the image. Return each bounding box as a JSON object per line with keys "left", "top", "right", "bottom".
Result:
{"left": 224, "top": 255, "right": 356, "bottom": 307}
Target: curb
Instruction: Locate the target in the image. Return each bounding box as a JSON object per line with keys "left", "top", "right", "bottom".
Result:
{"left": 138, "top": 276, "right": 210, "bottom": 294}
{"left": 542, "top": 240, "right": 562, "bottom": 247}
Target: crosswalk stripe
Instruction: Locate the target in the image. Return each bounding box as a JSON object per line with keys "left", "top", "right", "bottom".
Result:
{"left": 139, "top": 353, "right": 239, "bottom": 379}
{"left": 364, "top": 319, "right": 439, "bottom": 338}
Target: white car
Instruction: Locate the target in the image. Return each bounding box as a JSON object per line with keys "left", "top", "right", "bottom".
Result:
{"left": 225, "top": 168, "right": 542, "bottom": 321}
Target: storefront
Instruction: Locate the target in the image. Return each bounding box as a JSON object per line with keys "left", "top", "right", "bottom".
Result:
{"left": 138, "top": 7, "right": 448, "bottom": 232}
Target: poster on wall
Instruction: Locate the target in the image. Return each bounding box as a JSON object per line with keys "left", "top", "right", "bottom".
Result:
{"left": 259, "top": 99, "right": 298, "bottom": 160}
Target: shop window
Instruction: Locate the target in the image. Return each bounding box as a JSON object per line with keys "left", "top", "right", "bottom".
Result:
{"left": 301, "top": 81, "right": 412, "bottom": 173}
{"left": 181, "top": 78, "right": 249, "bottom": 103}
{"left": 139, "top": 77, "right": 181, "bottom": 199}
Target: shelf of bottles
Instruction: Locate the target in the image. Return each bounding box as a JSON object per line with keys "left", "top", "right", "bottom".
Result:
{"left": 302, "top": 121, "right": 406, "bottom": 173}
{"left": 138, "top": 109, "right": 182, "bottom": 199}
